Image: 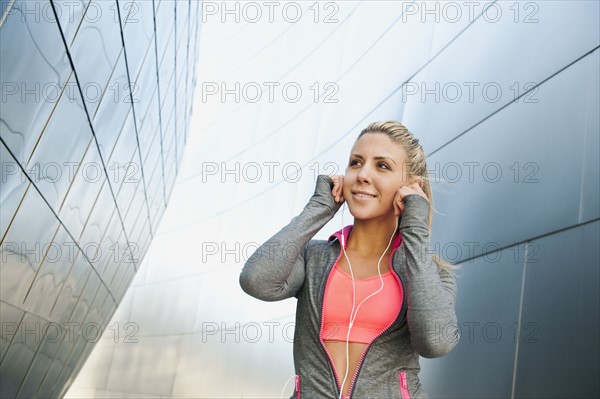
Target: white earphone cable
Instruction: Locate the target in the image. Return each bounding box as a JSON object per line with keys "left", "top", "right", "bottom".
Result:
{"left": 337, "top": 202, "right": 398, "bottom": 398}
{"left": 279, "top": 374, "right": 296, "bottom": 399}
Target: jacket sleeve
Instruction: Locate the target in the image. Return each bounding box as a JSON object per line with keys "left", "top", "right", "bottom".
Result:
{"left": 239, "top": 175, "right": 342, "bottom": 301}
{"left": 396, "top": 194, "right": 460, "bottom": 358}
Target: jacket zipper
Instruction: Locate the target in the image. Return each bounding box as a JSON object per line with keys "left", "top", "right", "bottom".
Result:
{"left": 399, "top": 371, "right": 411, "bottom": 399}
{"left": 318, "top": 241, "right": 345, "bottom": 397}
{"left": 295, "top": 374, "right": 301, "bottom": 399}
{"left": 346, "top": 243, "right": 406, "bottom": 398}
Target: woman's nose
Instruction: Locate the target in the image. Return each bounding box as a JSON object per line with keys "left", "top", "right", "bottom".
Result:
{"left": 357, "top": 164, "right": 373, "bottom": 182}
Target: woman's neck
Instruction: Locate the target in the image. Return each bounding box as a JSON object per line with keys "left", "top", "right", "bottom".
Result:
{"left": 346, "top": 217, "right": 398, "bottom": 257}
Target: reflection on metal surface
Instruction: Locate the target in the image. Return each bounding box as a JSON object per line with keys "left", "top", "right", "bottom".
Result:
{"left": 0, "top": 0, "right": 199, "bottom": 397}
{"left": 67, "top": 1, "right": 598, "bottom": 398}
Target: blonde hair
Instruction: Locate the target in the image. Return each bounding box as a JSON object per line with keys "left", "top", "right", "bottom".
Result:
{"left": 357, "top": 120, "right": 455, "bottom": 271}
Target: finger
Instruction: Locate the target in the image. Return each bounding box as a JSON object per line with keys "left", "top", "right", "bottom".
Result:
{"left": 334, "top": 176, "right": 344, "bottom": 202}
{"left": 338, "top": 176, "right": 344, "bottom": 201}
{"left": 395, "top": 197, "right": 405, "bottom": 216}
{"left": 413, "top": 181, "right": 428, "bottom": 198}
{"left": 398, "top": 186, "right": 411, "bottom": 198}
{"left": 331, "top": 176, "right": 339, "bottom": 193}
{"left": 393, "top": 190, "right": 402, "bottom": 216}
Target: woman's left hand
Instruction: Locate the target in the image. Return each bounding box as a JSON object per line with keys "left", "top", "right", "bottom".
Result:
{"left": 394, "top": 180, "right": 429, "bottom": 216}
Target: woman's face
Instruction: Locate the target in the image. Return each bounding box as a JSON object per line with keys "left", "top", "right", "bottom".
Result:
{"left": 342, "top": 132, "right": 411, "bottom": 221}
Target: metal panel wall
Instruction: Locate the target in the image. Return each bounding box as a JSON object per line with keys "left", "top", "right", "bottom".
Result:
{"left": 62, "top": 1, "right": 597, "bottom": 398}
{"left": 0, "top": 0, "right": 199, "bottom": 397}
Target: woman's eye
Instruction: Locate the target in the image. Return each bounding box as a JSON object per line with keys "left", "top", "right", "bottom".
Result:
{"left": 349, "top": 159, "right": 360, "bottom": 166}
{"left": 378, "top": 163, "right": 390, "bottom": 170}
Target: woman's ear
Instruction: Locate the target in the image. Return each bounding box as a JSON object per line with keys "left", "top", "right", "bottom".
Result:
{"left": 408, "top": 176, "right": 423, "bottom": 188}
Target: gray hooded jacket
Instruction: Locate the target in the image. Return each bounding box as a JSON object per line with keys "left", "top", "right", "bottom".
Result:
{"left": 240, "top": 175, "right": 460, "bottom": 398}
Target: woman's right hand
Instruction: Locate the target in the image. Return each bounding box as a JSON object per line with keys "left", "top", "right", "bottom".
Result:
{"left": 330, "top": 175, "right": 345, "bottom": 203}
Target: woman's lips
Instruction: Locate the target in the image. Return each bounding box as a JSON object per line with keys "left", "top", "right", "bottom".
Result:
{"left": 352, "top": 191, "right": 377, "bottom": 200}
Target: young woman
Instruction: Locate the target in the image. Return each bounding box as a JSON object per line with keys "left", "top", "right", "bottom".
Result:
{"left": 240, "top": 121, "right": 460, "bottom": 399}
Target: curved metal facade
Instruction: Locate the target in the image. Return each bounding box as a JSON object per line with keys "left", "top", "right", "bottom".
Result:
{"left": 3, "top": 1, "right": 597, "bottom": 398}
{"left": 0, "top": 0, "right": 199, "bottom": 397}
{"left": 69, "top": 1, "right": 598, "bottom": 398}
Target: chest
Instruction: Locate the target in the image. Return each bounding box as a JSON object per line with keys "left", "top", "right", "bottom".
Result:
{"left": 335, "top": 251, "right": 393, "bottom": 279}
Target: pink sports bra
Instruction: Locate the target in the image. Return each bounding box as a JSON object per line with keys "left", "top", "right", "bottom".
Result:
{"left": 321, "top": 260, "right": 403, "bottom": 344}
